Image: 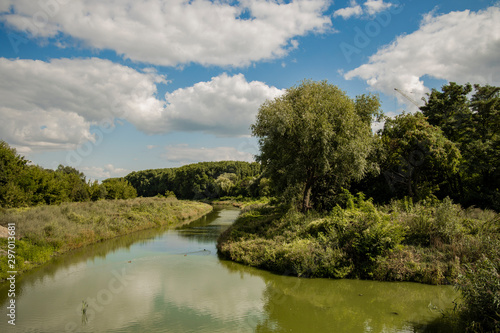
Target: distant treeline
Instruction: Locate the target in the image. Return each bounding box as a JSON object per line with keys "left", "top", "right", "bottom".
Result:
{"left": 0, "top": 140, "right": 265, "bottom": 208}
{"left": 124, "top": 161, "right": 267, "bottom": 200}
{"left": 0, "top": 141, "right": 137, "bottom": 208}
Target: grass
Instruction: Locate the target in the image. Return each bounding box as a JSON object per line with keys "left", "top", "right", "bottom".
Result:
{"left": 0, "top": 197, "right": 212, "bottom": 281}
{"left": 205, "top": 195, "right": 272, "bottom": 208}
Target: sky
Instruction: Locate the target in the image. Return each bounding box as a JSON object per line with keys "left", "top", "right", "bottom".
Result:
{"left": 0, "top": 0, "right": 499, "bottom": 181}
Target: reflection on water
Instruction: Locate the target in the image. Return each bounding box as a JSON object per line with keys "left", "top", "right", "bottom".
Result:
{"left": 0, "top": 207, "right": 457, "bottom": 333}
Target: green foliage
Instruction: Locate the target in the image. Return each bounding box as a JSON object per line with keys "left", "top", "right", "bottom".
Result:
{"left": 0, "top": 141, "right": 30, "bottom": 207}
{"left": 251, "top": 80, "right": 379, "bottom": 211}
{"left": 0, "top": 141, "right": 125, "bottom": 207}
{"left": 218, "top": 195, "right": 499, "bottom": 290}
{"left": 102, "top": 178, "right": 137, "bottom": 200}
{"left": 457, "top": 256, "right": 500, "bottom": 332}
{"left": 125, "top": 161, "right": 261, "bottom": 200}
{"left": 380, "top": 112, "right": 461, "bottom": 201}
{"left": 215, "top": 173, "right": 237, "bottom": 196}
{"left": 218, "top": 193, "right": 407, "bottom": 279}
{"left": 421, "top": 82, "right": 500, "bottom": 211}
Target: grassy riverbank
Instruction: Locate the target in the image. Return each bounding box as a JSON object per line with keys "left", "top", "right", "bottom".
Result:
{"left": 218, "top": 196, "right": 499, "bottom": 283}
{"left": 206, "top": 196, "right": 271, "bottom": 208}
{"left": 0, "top": 197, "right": 212, "bottom": 281}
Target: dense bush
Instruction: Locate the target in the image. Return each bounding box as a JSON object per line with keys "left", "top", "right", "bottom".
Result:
{"left": 218, "top": 195, "right": 499, "bottom": 286}
{"left": 456, "top": 256, "right": 500, "bottom": 332}
{"left": 218, "top": 194, "right": 406, "bottom": 279}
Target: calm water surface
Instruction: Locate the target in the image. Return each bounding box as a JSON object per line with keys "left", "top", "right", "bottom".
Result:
{"left": 0, "top": 207, "right": 457, "bottom": 332}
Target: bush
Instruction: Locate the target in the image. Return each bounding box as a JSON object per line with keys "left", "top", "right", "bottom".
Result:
{"left": 218, "top": 196, "right": 405, "bottom": 279}
{"left": 457, "top": 256, "right": 500, "bottom": 332}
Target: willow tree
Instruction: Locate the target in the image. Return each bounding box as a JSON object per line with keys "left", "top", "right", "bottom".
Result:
{"left": 251, "top": 80, "right": 379, "bottom": 211}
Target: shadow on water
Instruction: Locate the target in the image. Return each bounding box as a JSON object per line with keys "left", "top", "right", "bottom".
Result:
{"left": 176, "top": 205, "right": 239, "bottom": 243}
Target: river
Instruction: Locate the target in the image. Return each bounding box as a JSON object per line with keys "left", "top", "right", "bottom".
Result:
{"left": 0, "top": 207, "right": 457, "bottom": 332}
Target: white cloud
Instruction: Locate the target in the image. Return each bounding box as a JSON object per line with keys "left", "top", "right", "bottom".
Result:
{"left": 1, "top": 0, "right": 332, "bottom": 67}
{"left": 164, "top": 144, "right": 254, "bottom": 165}
{"left": 364, "top": 0, "right": 392, "bottom": 16}
{"left": 0, "top": 57, "right": 166, "bottom": 151}
{"left": 0, "top": 57, "right": 282, "bottom": 152}
{"left": 80, "top": 164, "right": 129, "bottom": 180}
{"left": 158, "top": 73, "right": 284, "bottom": 136}
{"left": 344, "top": 6, "right": 500, "bottom": 107}
{"left": 333, "top": 1, "right": 363, "bottom": 19}
{"left": 334, "top": 0, "right": 392, "bottom": 19}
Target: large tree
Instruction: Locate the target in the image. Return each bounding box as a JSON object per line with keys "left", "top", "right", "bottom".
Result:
{"left": 421, "top": 82, "right": 500, "bottom": 210}
{"left": 251, "top": 80, "right": 379, "bottom": 211}
{"left": 380, "top": 112, "right": 461, "bottom": 200}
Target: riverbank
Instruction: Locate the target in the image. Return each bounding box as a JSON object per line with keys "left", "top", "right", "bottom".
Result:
{"left": 217, "top": 196, "right": 499, "bottom": 284}
{"left": 205, "top": 196, "right": 271, "bottom": 209}
{"left": 0, "top": 197, "right": 212, "bottom": 281}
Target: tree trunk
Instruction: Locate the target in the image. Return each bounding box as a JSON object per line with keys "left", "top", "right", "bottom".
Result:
{"left": 302, "top": 169, "right": 315, "bottom": 212}
{"left": 302, "top": 183, "right": 312, "bottom": 212}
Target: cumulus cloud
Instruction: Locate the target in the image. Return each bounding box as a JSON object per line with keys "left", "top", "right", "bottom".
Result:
{"left": 0, "top": 0, "right": 332, "bottom": 67}
{"left": 0, "top": 57, "right": 282, "bottom": 152}
{"left": 344, "top": 6, "right": 500, "bottom": 107}
{"left": 159, "top": 73, "right": 284, "bottom": 136}
{"left": 80, "top": 164, "right": 129, "bottom": 180}
{"left": 364, "top": 0, "right": 393, "bottom": 15}
{"left": 334, "top": 0, "right": 392, "bottom": 19}
{"left": 333, "top": 1, "right": 363, "bottom": 19}
{"left": 0, "top": 57, "right": 166, "bottom": 151}
{"left": 164, "top": 144, "right": 254, "bottom": 165}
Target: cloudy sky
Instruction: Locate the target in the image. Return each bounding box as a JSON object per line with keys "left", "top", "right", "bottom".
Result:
{"left": 1, "top": 0, "right": 499, "bottom": 180}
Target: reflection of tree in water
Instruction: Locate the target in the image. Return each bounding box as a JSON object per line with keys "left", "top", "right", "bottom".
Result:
{"left": 176, "top": 206, "right": 239, "bottom": 243}
{"left": 256, "top": 278, "right": 457, "bottom": 333}
{"left": 219, "top": 259, "right": 456, "bottom": 333}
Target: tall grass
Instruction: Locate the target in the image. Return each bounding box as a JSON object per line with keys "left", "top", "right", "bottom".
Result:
{"left": 0, "top": 197, "right": 212, "bottom": 281}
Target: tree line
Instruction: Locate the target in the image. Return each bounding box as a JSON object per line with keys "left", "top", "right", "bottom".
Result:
{"left": 124, "top": 161, "right": 266, "bottom": 200}
{"left": 0, "top": 141, "right": 137, "bottom": 208}
{"left": 252, "top": 80, "right": 499, "bottom": 212}
{"left": 0, "top": 142, "right": 266, "bottom": 209}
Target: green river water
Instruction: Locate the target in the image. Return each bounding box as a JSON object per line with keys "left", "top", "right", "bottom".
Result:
{"left": 0, "top": 207, "right": 457, "bottom": 332}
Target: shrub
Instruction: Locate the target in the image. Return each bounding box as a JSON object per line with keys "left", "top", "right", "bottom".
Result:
{"left": 456, "top": 256, "right": 500, "bottom": 332}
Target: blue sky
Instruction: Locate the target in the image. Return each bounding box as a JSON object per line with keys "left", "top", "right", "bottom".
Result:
{"left": 0, "top": 0, "right": 499, "bottom": 180}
